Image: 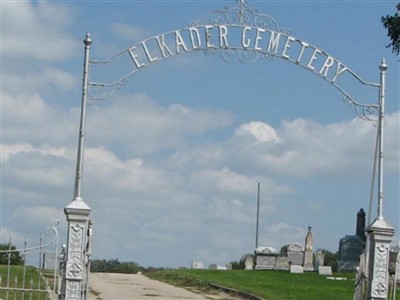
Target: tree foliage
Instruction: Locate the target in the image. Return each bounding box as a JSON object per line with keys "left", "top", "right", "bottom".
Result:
{"left": 90, "top": 259, "right": 144, "bottom": 274}
{"left": 0, "top": 243, "right": 24, "bottom": 265}
{"left": 382, "top": 3, "right": 400, "bottom": 55}
{"left": 230, "top": 253, "right": 254, "bottom": 270}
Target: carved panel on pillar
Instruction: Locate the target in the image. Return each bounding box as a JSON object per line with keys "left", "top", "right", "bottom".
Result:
{"left": 68, "top": 224, "right": 84, "bottom": 263}
{"left": 66, "top": 281, "right": 80, "bottom": 300}
{"left": 66, "top": 261, "right": 84, "bottom": 280}
{"left": 65, "top": 222, "right": 87, "bottom": 299}
{"left": 371, "top": 243, "right": 390, "bottom": 298}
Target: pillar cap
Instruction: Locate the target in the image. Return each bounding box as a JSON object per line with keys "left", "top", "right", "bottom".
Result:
{"left": 366, "top": 217, "right": 394, "bottom": 234}
{"left": 65, "top": 197, "right": 91, "bottom": 213}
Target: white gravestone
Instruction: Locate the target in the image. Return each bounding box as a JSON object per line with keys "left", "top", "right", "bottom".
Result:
{"left": 290, "top": 265, "right": 304, "bottom": 274}
{"left": 318, "top": 266, "right": 333, "bottom": 275}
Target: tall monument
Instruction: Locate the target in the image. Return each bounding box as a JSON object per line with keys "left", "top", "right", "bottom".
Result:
{"left": 356, "top": 208, "right": 366, "bottom": 242}
{"left": 303, "top": 226, "right": 314, "bottom": 271}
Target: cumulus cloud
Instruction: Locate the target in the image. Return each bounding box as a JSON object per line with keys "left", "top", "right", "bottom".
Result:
{"left": 235, "top": 121, "right": 280, "bottom": 144}
{"left": 3, "top": 68, "right": 78, "bottom": 94}
{"left": 2, "top": 81, "right": 398, "bottom": 266}
{"left": 2, "top": 92, "right": 78, "bottom": 145}
{"left": 259, "top": 222, "right": 306, "bottom": 249}
{"left": 2, "top": 1, "right": 79, "bottom": 61}
{"left": 86, "top": 94, "right": 234, "bottom": 156}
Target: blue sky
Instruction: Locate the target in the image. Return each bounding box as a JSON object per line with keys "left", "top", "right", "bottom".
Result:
{"left": 1, "top": 0, "right": 399, "bottom": 268}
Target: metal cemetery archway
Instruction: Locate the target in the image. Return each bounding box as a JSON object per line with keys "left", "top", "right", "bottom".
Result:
{"left": 62, "top": 1, "right": 393, "bottom": 299}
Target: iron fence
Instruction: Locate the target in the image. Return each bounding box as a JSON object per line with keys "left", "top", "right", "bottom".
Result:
{"left": 0, "top": 220, "right": 60, "bottom": 300}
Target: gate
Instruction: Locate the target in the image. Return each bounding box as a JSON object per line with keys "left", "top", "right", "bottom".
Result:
{"left": 0, "top": 220, "right": 60, "bottom": 300}
{"left": 63, "top": 1, "right": 394, "bottom": 299}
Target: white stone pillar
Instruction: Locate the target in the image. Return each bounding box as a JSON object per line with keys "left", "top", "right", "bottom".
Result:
{"left": 64, "top": 200, "right": 91, "bottom": 300}
{"left": 366, "top": 218, "right": 394, "bottom": 299}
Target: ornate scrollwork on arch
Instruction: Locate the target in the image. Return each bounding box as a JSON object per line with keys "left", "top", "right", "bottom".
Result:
{"left": 190, "top": 0, "right": 288, "bottom": 65}
{"left": 193, "top": 0, "right": 281, "bottom": 31}
{"left": 204, "top": 48, "right": 277, "bottom": 65}
{"left": 343, "top": 96, "right": 380, "bottom": 123}
{"left": 88, "top": 78, "right": 128, "bottom": 101}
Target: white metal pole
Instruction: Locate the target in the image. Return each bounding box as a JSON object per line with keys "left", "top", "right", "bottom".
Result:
{"left": 377, "top": 58, "right": 387, "bottom": 220}
{"left": 73, "top": 33, "right": 92, "bottom": 201}
{"left": 255, "top": 182, "right": 260, "bottom": 249}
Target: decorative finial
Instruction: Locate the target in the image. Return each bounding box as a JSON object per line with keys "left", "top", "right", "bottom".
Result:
{"left": 379, "top": 58, "right": 387, "bottom": 71}
{"left": 84, "top": 32, "right": 92, "bottom": 46}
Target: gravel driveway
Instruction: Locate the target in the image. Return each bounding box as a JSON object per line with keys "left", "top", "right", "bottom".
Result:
{"left": 87, "top": 272, "right": 209, "bottom": 300}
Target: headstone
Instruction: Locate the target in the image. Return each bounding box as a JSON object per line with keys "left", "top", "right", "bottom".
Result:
{"left": 244, "top": 255, "right": 254, "bottom": 270}
{"left": 337, "top": 235, "right": 363, "bottom": 272}
{"left": 209, "top": 264, "right": 217, "bottom": 270}
{"left": 315, "top": 250, "right": 325, "bottom": 269}
{"left": 389, "top": 246, "right": 400, "bottom": 275}
{"left": 290, "top": 265, "right": 304, "bottom": 274}
{"left": 318, "top": 266, "right": 333, "bottom": 275}
{"left": 303, "top": 226, "right": 314, "bottom": 271}
{"left": 255, "top": 255, "right": 276, "bottom": 270}
{"left": 275, "top": 256, "right": 290, "bottom": 270}
{"left": 192, "top": 261, "right": 204, "bottom": 269}
{"left": 255, "top": 247, "right": 278, "bottom": 270}
{"left": 285, "top": 243, "right": 304, "bottom": 266}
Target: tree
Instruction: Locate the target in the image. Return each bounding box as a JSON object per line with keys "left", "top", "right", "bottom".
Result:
{"left": 230, "top": 253, "right": 254, "bottom": 270}
{"left": 90, "top": 259, "right": 143, "bottom": 274}
{"left": 382, "top": 3, "right": 400, "bottom": 55}
{"left": 0, "top": 243, "right": 24, "bottom": 265}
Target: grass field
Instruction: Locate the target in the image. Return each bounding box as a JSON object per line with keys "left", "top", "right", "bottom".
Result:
{"left": 146, "top": 269, "right": 399, "bottom": 300}
{"left": 0, "top": 265, "right": 50, "bottom": 299}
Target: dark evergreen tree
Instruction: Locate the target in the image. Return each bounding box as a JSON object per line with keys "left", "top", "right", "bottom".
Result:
{"left": 382, "top": 3, "right": 400, "bottom": 54}
{"left": 0, "top": 243, "right": 24, "bottom": 265}
{"left": 90, "top": 258, "right": 143, "bottom": 274}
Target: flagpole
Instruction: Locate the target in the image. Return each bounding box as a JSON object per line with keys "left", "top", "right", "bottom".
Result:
{"left": 255, "top": 182, "right": 260, "bottom": 249}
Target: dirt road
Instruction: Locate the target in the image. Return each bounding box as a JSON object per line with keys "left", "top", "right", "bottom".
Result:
{"left": 87, "top": 272, "right": 209, "bottom": 300}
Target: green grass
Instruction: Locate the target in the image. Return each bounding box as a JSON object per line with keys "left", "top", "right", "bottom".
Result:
{"left": 146, "top": 269, "right": 361, "bottom": 300}
{"left": 0, "top": 265, "right": 49, "bottom": 299}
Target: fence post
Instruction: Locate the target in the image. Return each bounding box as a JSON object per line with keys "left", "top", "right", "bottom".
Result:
{"left": 63, "top": 201, "right": 91, "bottom": 300}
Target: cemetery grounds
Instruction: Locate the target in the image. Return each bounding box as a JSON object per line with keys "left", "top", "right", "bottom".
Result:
{"left": 146, "top": 269, "right": 400, "bottom": 300}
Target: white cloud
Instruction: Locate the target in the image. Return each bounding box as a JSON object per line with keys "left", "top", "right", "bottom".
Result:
{"left": 87, "top": 94, "right": 233, "bottom": 155}
{"left": 0, "top": 228, "right": 26, "bottom": 248}
{"left": 1, "top": 143, "right": 68, "bottom": 162}
{"left": 235, "top": 121, "right": 280, "bottom": 144}
{"left": 11, "top": 207, "right": 65, "bottom": 227}
{"left": 3, "top": 68, "right": 78, "bottom": 94}
{"left": 259, "top": 222, "right": 306, "bottom": 250}
{"left": 2, "top": 1, "right": 79, "bottom": 61}
{"left": 2, "top": 92, "right": 78, "bottom": 145}
{"left": 188, "top": 168, "right": 292, "bottom": 198}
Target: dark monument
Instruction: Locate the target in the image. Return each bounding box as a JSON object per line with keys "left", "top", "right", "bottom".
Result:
{"left": 337, "top": 208, "right": 365, "bottom": 272}
{"left": 356, "top": 208, "right": 366, "bottom": 242}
